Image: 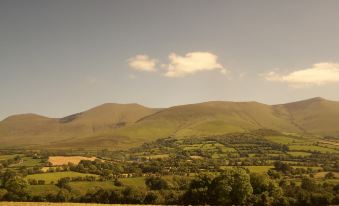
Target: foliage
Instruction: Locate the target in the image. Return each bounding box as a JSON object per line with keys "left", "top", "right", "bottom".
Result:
{"left": 145, "top": 176, "right": 169, "bottom": 190}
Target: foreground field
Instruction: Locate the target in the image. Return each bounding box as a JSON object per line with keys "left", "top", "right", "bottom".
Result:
{"left": 0, "top": 203, "right": 129, "bottom": 206}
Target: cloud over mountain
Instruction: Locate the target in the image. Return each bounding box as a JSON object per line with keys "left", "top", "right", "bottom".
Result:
{"left": 127, "top": 52, "right": 226, "bottom": 77}
{"left": 127, "top": 55, "right": 157, "bottom": 72}
{"left": 264, "top": 62, "right": 339, "bottom": 87}
{"left": 164, "top": 52, "right": 226, "bottom": 77}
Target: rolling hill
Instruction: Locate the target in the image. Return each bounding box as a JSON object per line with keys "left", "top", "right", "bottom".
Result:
{"left": 273, "top": 97, "right": 339, "bottom": 136}
{"left": 0, "top": 103, "right": 159, "bottom": 147}
{"left": 0, "top": 97, "right": 338, "bottom": 148}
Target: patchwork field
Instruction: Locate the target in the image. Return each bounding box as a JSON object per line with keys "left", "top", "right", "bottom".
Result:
{"left": 119, "top": 177, "right": 146, "bottom": 188}
{"left": 69, "top": 181, "right": 118, "bottom": 195}
{"left": 0, "top": 130, "right": 337, "bottom": 205}
{"left": 314, "top": 171, "right": 339, "bottom": 178}
{"left": 25, "top": 171, "right": 98, "bottom": 184}
{"left": 265, "top": 135, "right": 302, "bottom": 144}
{"left": 0, "top": 154, "right": 20, "bottom": 160}
{"left": 9, "top": 156, "right": 44, "bottom": 168}
{"left": 289, "top": 145, "right": 339, "bottom": 153}
{"left": 287, "top": 151, "right": 312, "bottom": 157}
{"left": 28, "top": 184, "right": 60, "bottom": 196}
{"left": 48, "top": 156, "right": 96, "bottom": 166}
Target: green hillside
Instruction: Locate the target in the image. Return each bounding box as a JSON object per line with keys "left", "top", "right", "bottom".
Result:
{"left": 274, "top": 97, "right": 339, "bottom": 136}
{"left": 0, "top": 104, "right": 159, "bottom": 148}
{"left": 0, "top": 97, "right": 338, "bottom": 149}
{"left": 113, "top": 101, "right": 301, "bottom": 138}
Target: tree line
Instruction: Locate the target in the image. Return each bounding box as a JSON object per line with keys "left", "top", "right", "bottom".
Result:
{"left": 0, "top": 167, "right": 338, "bottom": 205}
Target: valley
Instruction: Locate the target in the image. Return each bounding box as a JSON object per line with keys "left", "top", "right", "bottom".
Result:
{"left": 0, "top": 98, "right": 338, "bottom": 205}
{"left": 0, "top": 129, "right": 338, "bottom": 205}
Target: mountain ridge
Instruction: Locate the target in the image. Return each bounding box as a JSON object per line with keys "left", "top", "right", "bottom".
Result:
{"left": 0, "top": 97, "right": 338, "bottom": 148}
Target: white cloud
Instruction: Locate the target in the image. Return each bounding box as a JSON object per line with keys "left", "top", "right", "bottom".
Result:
{"left": 127, "top": 55, "right": 157, "bottom": 72}
{"left": 164, "top": 52, "right": 226, "bottom": 77}
{"left": 264, "top": 62, "right": 339, "bottom": 87}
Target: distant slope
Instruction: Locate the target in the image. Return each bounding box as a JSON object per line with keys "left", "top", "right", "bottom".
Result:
{"left": 114, "top": 101, "right": 301, "bottom": 138}
{"left": 59, "top": 103, "right": 161, "bottom": 134}
{"left": 0, "top": 97, "right": 338, "bottom": 148}
{"left": 273, "top": 97, "right": 339, "bottom": 136}
{"left": 0, "top": 114, "right": 60, "bottom": 147}
{"left": 0, "top": 104, "right": 159, "bottom": 147}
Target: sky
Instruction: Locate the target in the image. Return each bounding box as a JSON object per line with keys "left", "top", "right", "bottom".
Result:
{"left": 1, "top": 0, "right": 339, "bottom": 120}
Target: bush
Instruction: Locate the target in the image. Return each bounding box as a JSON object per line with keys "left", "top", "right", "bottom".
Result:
{"left": 145, "top": 176, "right": 169, "bottom": 190}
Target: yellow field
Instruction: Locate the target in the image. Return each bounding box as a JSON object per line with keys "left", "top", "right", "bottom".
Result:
{"left": 319, "top": 140, "right": 339, "bottom": 146}
{"left": 314, "top": 172, "right": 339, "bottom": 178}
{"left": 48, "top": 156, "right": 96, "bottom": 166}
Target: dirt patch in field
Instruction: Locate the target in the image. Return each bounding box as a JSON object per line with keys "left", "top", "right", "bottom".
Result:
{"left": 190, "top": 155, "right": 204, "bottom": 159}
{"left": 314, "top": 171, "right": 339, "bottom": 178}
{"left": 48, "top": 156, "right": 96, "bottom": 166}
{"left": 319, "top": 140, "right": 339, "bottom": 146}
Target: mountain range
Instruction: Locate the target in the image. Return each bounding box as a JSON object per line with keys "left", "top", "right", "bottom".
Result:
{"left": 0, "top": 97, "right": 338, "bottom": 149}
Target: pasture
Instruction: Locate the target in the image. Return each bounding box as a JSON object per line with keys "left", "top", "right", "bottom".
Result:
{"left": 265, "top": 135, "right": 301, "bottom": 144}
{"left": 69, "top": 181, "right": 117, "bottom": 194}
{"left": 287, "top": 151, "right": 312, "bottom": 157}
{"left": 9, "top": 156, "right": 44, "bottom": 168}
{"left": 120, "top": 177, "right": 146, "bottom": 188}
{"left": 288, "top": 145, "right": 339, "bottom": 153}
{"left": 28, "top": 184, "right": 59, "bottom": 196}
{"left": 25, "top": 171, "right": 98, "bottom": 184}
{"left": 0, "top": 154, "right": 19, "bottom": 160}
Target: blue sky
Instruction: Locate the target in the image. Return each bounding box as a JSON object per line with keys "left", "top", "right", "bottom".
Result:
{"left": 1, "top": 0, "right": 339, "bottom": 120}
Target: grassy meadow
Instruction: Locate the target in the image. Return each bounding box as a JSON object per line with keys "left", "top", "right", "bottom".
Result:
{"left": 25, "top": 172, "right": 98, "bottom": 184}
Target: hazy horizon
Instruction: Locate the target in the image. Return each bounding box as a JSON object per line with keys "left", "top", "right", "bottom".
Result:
{"left": 2, "top": 0, "right": 339, "bottom": 120}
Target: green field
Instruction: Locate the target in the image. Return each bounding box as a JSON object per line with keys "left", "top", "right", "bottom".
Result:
{"left": 25, "top": 171, "right": 98, "bottom": 184}
{"left": 265, "top": 135, "right": 300, "bottom": 144}
{"left": 291, "top": 166, "right": 323, "bottom": 171}
{"left": 9, "top": 156, "right": 44, "bottom": 168}
{"left": 28, "top": 184, "right": 59, "bottom": 196}
{"left": 287, "top": 151, "right": 312, "bottom": 157}
{"left": 120, "top": 177, "right": 146, "bottom": 188}
{"left": 289, "top": 145, "right": 338, "bottom": 153}
{"left": 144, "top": 154, "right": 170, "bottom": 159}
{"left": 244, "top": 166, "right": 274, "bottom": 173}
{"left": 69, "top": 181, "right": 118, "bottom": 194}
{"left": 0, "top": 154, "right": 19, "bottom": 160}
{"left": 221, "top": 147, "right": 237, "bottom": 152}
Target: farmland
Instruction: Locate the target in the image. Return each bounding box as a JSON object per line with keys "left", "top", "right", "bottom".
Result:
{"left": 288, "top": 144, "right": 339, "bottom": 153}
{"left": 48, "top": 156, "right": 96, "bottom": 166}
{"left": 25, "top": 171, "right": 98, "bottom": 184}
{"left": 0, "top": 130, "right": 338, "bottom": 205}
{"left": 0, "top": 154, "right": 19, "bottom": 161}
